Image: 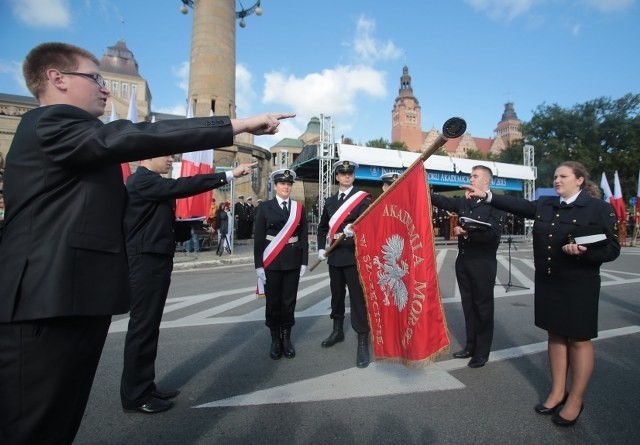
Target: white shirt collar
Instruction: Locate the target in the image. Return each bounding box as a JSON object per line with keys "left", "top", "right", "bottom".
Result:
{"left": 276, "top": 196, "right": 289, "bottom": 206}
{"left": 338, "top": 186, "right": 353, "bottom": 196}
{"left": 562, "top": 190, "right": 582, "bottom": 205}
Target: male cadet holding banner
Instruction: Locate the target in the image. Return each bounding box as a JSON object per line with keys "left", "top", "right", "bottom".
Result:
{"left": 381, "top": 171, "right": 400, "bottom": 192}
{"left": 430, "top": 165, "right": 503, "bottom": 368}
{"left": 254, "top": 169, "right": 308, "bottom": 360}
{"left": 317, "top": 160, "right": 372, "bottom": 368}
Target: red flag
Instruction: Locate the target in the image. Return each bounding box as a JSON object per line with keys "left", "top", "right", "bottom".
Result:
{"left": 175, "top": 102, "right": 215, "bottom": 218}
{"left": 635, "top": 170, "right": 640, "bottom": 224}
{"left": 352, "top": 164, "right": 449, "bottom": 365}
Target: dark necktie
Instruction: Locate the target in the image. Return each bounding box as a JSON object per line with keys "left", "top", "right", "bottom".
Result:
{"left": 338, "top": 193, "right": 345, "bottom": 204}
{"left": 282, "top": 201, "right": 289, "bottom": 216}
{"left": 560, "top": 201, "right": 568, "bottom": 207}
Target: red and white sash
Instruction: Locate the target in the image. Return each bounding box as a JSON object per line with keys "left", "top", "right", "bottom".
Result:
{"left": 328, "top": 191, "right": 369, "bottom": 240}
{"left": 257, "top": 200, "right": 302, "bottom": 296}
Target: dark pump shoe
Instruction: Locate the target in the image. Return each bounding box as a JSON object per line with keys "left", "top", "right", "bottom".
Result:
{"left": 124, "top": 397, "right": 173, "bottom": 414}
{"left": 151, "top": 388, "right": 180, "bottom": 400}
{"left": 467, "top": 357, "right": 488, "bottom": 368}
{"left": 552, "top": 404, "right": 584, "bottom": 427}
{"left": 453, "top": 349, "right": 473, "bottom": 359}
{"left": 321, "top": 319, "right": 344, "bottom": 348}
{"left": 535, "top": 392, "right": 569, "bottom": 415}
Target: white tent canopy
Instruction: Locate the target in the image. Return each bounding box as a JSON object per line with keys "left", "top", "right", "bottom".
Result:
{"left": 338, "top": 144, "right": 536, "bottom": 181}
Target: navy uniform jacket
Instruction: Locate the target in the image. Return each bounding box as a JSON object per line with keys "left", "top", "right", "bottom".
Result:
{"left": 430, "top": 193, "right": 503, "bottom": 257}
{"left": 253, "top": 198, "right": 308, "bottom": 270}
{"left": 317, "top": 189, "right": 371, "bottom": 267}
{"left": 125, "top": 166, "right": 228, "bottom": 256}
{"left": 0, "top": 104, "right": 233, "bottom": 322}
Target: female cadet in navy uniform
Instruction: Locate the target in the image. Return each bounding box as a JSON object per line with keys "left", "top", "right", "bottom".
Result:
{"left": 254, "top": 169, "right": 308, "bottom": 359}
{"left": 465, "top": 161, "right": 620, "bottom": 427}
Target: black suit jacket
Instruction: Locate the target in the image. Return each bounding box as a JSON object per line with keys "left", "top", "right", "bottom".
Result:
{"left": 253, "top": 198, "right": 308, "bottom": 270}
{"left": 0, "top": 104, "right": 233, "bottom": 322}
{"left": 125, "top": 166, "right": 228, "bottom": 256}
{"left": 430, "top": 193, "right": 503, "bottom": 257}
{"left": 317, "top": 189, "right": 371, "bottom": 267}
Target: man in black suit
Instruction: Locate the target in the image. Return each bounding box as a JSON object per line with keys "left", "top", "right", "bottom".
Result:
{"left": 430, "top": 165, "right": 503, "bottom": 368}
{"left": 253, "top": 169, "right": 308, "bottom": 359}
{"left": 121, "top": 156, "right": 254, "bottom": 414}
{"left": 0, "top": 42, "right": 293, "bottom": 445}
{"left": 234, "top": 195, "right": 248, "bottom": 239}
{"left": 317, "top": 160, "right": 372, "bottom": 368}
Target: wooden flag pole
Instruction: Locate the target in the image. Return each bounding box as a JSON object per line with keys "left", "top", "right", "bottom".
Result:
{"left": 309, "top": 117, "right": 466, "bottom": 272}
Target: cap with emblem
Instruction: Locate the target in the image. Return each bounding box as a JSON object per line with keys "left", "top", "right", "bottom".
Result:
{"left": 333, "top": 160, "right": 358, "bottom": 173}
{"left": 381, "top": 172, "right": 400, "bottom": 185}
{"left": 271, "top": 169, "right": 296, "bottom": 184}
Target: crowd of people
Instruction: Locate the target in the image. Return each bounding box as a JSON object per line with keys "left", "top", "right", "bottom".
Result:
{"left": 0, "top": 40, "right": 625, "bottom": 444}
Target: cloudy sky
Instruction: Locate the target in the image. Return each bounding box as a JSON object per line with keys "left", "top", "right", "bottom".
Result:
{"left": 1, "top": 0, "right": 638, "bottom": 149}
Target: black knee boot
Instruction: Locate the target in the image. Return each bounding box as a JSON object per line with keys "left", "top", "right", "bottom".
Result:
{"left": 356, "top": 333, "right": 370, "bottom": 368}
{"left": 321, "top": 319, "right": 345, "bottom": 348}
{"left": 270, "top": 328, "right": 282, "bottom": 360}
{"left": 281, "top": 328, "right": 295, "bottom": 358}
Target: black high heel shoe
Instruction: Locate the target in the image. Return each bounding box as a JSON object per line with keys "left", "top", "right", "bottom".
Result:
{"left": 552, "top": 403, "right": 584, "bottom": 427}
{"left": 534, "top": 392, "right": 569, "bottom": 415}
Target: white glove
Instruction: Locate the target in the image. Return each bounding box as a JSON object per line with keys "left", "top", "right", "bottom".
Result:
{"left": 318, "top": 249, "right": 327, "bottom": 261}
{"left": 256, "top": 267, "right": 266, "bottom": 283}
{"left": 343, "top": 223, "right": 354, "bottom": 238}
{"left": 299, "top": 265, "right": 307, "bottom": 277}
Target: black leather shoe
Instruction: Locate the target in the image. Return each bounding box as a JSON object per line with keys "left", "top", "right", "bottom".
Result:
{"left": 282, "top": 328, "right": 295, "bottom": 358}
{"left": 467, "top": 357, "right": 488, "bottom": 368}
{"left": 123, "top": 397, "right": 173, "bottom": 414}
{"left": 535, "top": 392, "right": 568, "bottom": 415}
{"left": 151, "top": 388, "right": 180, "bottom": 400}
{"left": 453, "top": 349, "right": 473, "bottom": 359}
{"left": 552, "top": 404, "right": 584, "bottom": 427}
{"left": 356, "top": 333, "right": 370, "bottom": 369}
{"left": 321, "top": 320, "right": 345, "bottom": 348}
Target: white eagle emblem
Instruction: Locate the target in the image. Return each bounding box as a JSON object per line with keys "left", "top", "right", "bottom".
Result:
{"left": 373, "top": 234, "right": 409, "bottom": 311}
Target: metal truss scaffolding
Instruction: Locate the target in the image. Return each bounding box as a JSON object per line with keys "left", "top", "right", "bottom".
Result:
{"left": 523, "top": 144, "right": 536, "bottom": 239}
{"left": 318, "top": 114, "right": 335, "bottom": 213}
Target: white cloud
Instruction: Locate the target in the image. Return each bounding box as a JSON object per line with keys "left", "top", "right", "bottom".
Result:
{"left": 351, "top": 16, "right": 403, "bottom": 63}
{"left": 583, "top": 0, "right": 634, "bottom": 13}
{"left": 571, "top": 23, "right": 581, "bottom": 36}
{"left": 262, "top": 66, "right": 386, "bottom": 120}
{"left": 10, "top": 0, "right": 71, "bottom": 28}
{"left": 172, "top": 61, "right": 190, "bottom": 97}
{"left": 0, "top": 60, "right": 28, "bottom": 94}
{"left": 464, "top": 0, "right": 543, "bottom": 21}
{"left": 235, "top": 63, "right": 257, "bottom": 117}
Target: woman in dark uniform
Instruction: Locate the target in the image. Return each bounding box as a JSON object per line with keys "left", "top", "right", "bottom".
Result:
{"left": 464, "top": 161, "right": 620, "bottom": 427}
{"left": 253, "top": 169, "right": 308, "bottom": 360}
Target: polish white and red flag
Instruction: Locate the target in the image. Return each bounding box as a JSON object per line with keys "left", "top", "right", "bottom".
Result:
{"left": 600, "top": 172, "right": 613, "bottom": 203}
{"left": 175, "top": 101, "right": 215, "bottom": 218}
{"left": 611, "top": 171, "right": 627, "bottom": 222}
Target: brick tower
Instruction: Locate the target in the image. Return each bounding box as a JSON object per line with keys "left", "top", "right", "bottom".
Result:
{"left": 391, "top": 65, "right": 423, "bottom": 151}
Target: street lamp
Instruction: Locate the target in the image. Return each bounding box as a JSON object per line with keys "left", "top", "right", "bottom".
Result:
{"left": 179, "top": 0, "right": 263, "bottom": 27}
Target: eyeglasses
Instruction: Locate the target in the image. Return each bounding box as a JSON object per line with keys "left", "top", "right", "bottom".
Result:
{"left": 60, "top": 71, "right": 107, "bottom": 89}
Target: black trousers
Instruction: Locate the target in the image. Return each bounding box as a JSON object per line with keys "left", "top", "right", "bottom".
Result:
{"left": 264, "top": 268, "right": 300, "bottom": 329}
{"left": 455, "top": 255, "right": 497, "bottom": 359}
{"left": 121, "top": 253, "right": 173, "bottom": 409}
{"left": 328, "top": 264, "right": 370, "bottom": 334}
{"left": 0, "top": 315, "right": 111, "bottom": 445}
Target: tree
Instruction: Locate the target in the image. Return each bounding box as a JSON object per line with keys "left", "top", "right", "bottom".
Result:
{"left": 465, "top": 149, "right": 486, "bottom": 160}
{"left": 365, "top": 137, "right": 390, "bottom": 149}
{"left": 389, "top": 141, "right": 409, "bottom": 151}
{"left": 520, "top": 93, "right": 640, "bottom": 198}
{"left": 341, "top": 136, "right": 354, "bottom": 145}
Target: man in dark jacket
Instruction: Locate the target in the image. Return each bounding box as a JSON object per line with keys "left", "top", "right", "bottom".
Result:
{"left": 430, "top": 165, "right": 503, "bottom": 368}
{"left": 0, "top": 41, "right": 293, "bottom": 444}
{"left": 317, "top": 160, "right": 372, "bottom": 368}
{"left": 121, "top": 156, "right": 253, "bottom": 414}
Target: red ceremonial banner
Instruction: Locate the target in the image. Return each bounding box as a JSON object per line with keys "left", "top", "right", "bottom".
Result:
{"left": 352, "top": 165, "right": 449, "bottom": 366}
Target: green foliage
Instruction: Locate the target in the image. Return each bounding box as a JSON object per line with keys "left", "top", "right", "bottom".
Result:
{"left": 341, "top": 136, "right": 354, "bottom": 145}
{"left": 389, "top": 141, "right": 409, "bottom": 151}
{"left": 521, "top": 93, "right": 640, "bottom": 198}
{"left": 465, "top": 148, "right": 486, "bottom": 160}
{"left": 365, "top": 137, "right": 389, "bottom": 148}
